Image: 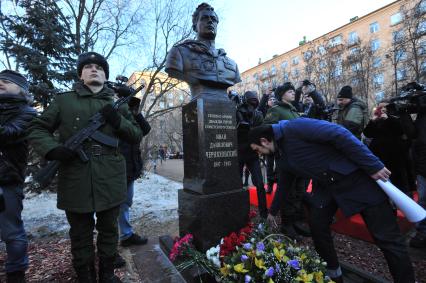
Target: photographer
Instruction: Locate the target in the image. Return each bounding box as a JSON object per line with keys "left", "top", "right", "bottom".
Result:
{"left": 363, "top": 100, "right": 412, "bottom": 195}
{"left": 392, "top": 82, "right": 426, "bottom": 248}
{"left": 294, "top": 80, "right": 326, "bottom": 119}
{"left": 233, "top": 90, "right": 267, "bottom": 218}
{"left": 0, "top": 70, "right": 36, "bottom": 283}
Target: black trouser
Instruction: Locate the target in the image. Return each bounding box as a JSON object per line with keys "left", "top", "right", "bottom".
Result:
{"left": 239, "top": 158, "right": 267, "bottom": 218}
{"left": 243, "top": 166, "right": 250, "bottom": 185}
{"left": 65, "top": 206, "right": 120, "bottom": 268}
{"left": 266, "top": 154, "right": 275, "bottom": 186}
{"left": 277, "top": 169, "right": 308, "bottom": 224}
{"left": 309, "top": 200, "right": 415, "bottom": 283}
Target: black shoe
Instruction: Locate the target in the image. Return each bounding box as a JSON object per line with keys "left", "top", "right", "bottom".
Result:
{"left": 6, "top": 271, "right": 26, "bottom": 283}
{"left": 410, "top": 232, "right": 426, "bottom": 248}
{"left": 293, "top": 221, "right": 311, "bottom": 237}
{"left": 99, "top": 257, "right": 122, "bottom": 283}
{"left": 113, "top": 254, "right": 126, "bottom": 269}
{"left": 121, "top": 233, "right": 148, "bottom": 247}
{"left": 74, "top": 263, "right": 96, "bottom": 283}
{"left": 280, "top": 224, "right": 302, "bottom": 241}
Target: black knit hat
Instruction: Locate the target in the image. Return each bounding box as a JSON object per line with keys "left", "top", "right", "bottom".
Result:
{"left": 0, "top": 69, "right": 29, "bottom": 91}
{"left": 77, "top": 52, "right": 109, "bottom": 79}
{"left": 274, "top": 82, "right": 295, "bottom": 101}
{"left": 337, "top": 85, "right": 353, "bottom": 99}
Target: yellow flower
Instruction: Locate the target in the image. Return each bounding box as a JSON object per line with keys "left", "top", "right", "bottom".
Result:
{"left": 254, "top": 257, "right": 267, "bottom": 270}
{"left": 234, "top": 263, "right": 249, "bottom": 273}
{"left": 295, "top": 270, "right": 314, "bottom": 283}
{"left": 300, "top": 253, "right": 307, "bottom": 261}
{"left": 268, "top": 278, "right": 275, "bottom": 283}
{"left": 314, "top": 271, "right": 324, "bottom": 283}
{"left": 220, "top": 264, "right": 230, "bottom": 276}
{"left": 273, "top": 247, "right": 285, "bottom": 261}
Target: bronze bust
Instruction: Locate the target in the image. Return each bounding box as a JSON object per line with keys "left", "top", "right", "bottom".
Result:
{"left": 165, "top": 3, "right": 241, "bottom": 100}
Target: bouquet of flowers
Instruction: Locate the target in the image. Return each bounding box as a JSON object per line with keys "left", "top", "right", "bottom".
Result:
{"left": 170, "top": 211, "right": 333, "bottom": 283}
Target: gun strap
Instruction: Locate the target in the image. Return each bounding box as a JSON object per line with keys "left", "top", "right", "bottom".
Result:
{"left": 90, "top": 130, "right": 119, "bottom": 148}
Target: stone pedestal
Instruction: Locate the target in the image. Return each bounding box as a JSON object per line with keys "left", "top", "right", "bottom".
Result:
{"left": 179, "top": 97, "right": 249, "bottom": 251}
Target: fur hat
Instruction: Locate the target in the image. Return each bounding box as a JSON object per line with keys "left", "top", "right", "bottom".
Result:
{"left": 0, "top": 70, "right": 29, "bottom": 91}
{"left": 337, "top": 85, "right": 353, "bottom": 99}
{"left": 77, "top": 52, "right": 109, "bottom": 79}
{"left": 274, "top": 82, "right": 295, "bottom": 101}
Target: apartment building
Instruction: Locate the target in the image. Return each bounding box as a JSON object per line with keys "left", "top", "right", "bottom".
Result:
{"left": 234, "top": 0, "right": 426, "bottom": 107}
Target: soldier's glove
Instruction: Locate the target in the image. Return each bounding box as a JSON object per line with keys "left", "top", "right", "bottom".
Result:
{"left": 45, "top": 146, "right": 76, "bottom": 162}
{"left": 100, "top": 104, "right": 121, "bottom": 129}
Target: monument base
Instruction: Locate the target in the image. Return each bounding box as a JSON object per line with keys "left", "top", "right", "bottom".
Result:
{"left": 178, "top": 188, "right": 250, "bottom": 251}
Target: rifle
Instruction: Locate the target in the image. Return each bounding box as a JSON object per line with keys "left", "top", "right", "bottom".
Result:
{"left": 34, "top": 81, "right": 145, "bottom": 189}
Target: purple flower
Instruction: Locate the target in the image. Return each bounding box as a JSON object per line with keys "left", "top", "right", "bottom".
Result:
{"left": 275, "top": 263, "right": 281, "bottom": 273}
{"left": 287, "top": 259, "right": 300, "bottom": 270}
{"left": 243, "top": 243, "right": 252, "bottom": 250}
{"left": 256, "top": 242, "right": 265, "bottom": 252}
{"left": 265, "top": 267, "right": 274, "bottom": 277}
{"left": 241, "top": 254, "right": 249, "bottom": 262}
{"left": 245, "top": 275, "right": 252, "bottom": 283}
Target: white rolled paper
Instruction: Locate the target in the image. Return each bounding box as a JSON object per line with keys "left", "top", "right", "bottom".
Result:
{"left": 377, "top": 179, "right": 426, "bottom": 223}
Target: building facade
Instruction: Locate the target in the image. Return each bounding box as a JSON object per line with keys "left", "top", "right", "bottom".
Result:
{"left": 234, "top": 0, "right": 426, "bottom": 108}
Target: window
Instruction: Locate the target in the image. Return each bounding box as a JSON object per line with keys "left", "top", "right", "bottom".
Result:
{"left": 397, "top": 68, "right": 407, "bottom": 81}
{"left": 392, "top": 30, "right": 405, "bottom": 43}
{"left": 168, "top": 102, "right": 174, "bottom": 107}
{"left": 271, "top": 65, "right": 277, "bottom": 75}
{"left": 373, "top": 73, "right": 384, "bottom": 86}
{"left": 305, "top": 65, "right": 313, "bottom": 73}
{"left": 319, "top": 60, "right": 326, "bottom": 68}
{"left": 375, "top": 91, "right": 385, "bottom": 102}
{"left": 351, "top": 78, "right": 360, "bottom": 86}
{"left": 281, "top": 61, "right": 288, "bottom": 69}
{"left": 317, "top": 45, "right": 326, "bottom": 55}
{"left": 349, "top": 47, "right": 360, "bottom": 56}
{"left": 421, "top": 61, "right": 426, "bottom": 73}
{"left": 370, "top": 22, "right": 380, "bottom": 33}
{"left": 292, "top": 56, "right": 299, "bottom": 65}
{"left": 304, "top": 51, "right": 312, "bottom": 60}
{"left": 390, "top": 13, "right": 402, "bottom": 25}
{"left": 262, "top": 69, "right": 268, "bottom": 78}
{"left": 283, "top": 73, "right": 289, "bottom": 81}
{"left": 159, "top": 101, "right": 165, "bottom": 109}
{"left": 371, "top": 39, "right": 380, "bottom": 52}
{"left": 419, "top": 41, "right": 426, "bottom": 55}
{"left": 319, "top": 74, "right": 327, "bottom": 83}
{"left": 253, "top": 73, "right": 258, "bottom": 80}
{"left": 373, "top": 57, "right": 382, "bottom": 68}
{"left": 417, "top": 20, "right": 426, "bottom": 35}
{"left": 330, "top": 35, "right": 342, "bottom": 47}
{"left": 351, "top": 62, "right": 361, "bottom": 72}
{"left": 348, "top": 31, "right": 359, "bottom": 45}
{"left": 395, "top": 49, "right": 407, "bottom": 61}
{"left": 333, "top": 65, "right": 343, "bottom": 78}
{"left": 292, "top": 68, "right": 299, "bottom": 77}
{"left": 419, "top": 0, "right": 426, "bottom": 14}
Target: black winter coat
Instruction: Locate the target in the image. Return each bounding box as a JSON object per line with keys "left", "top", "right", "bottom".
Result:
{"left": 0, "top": 95, "right": 36, "bottom": 185}
{"left": 120, "top": 113, "right": 151, "bottom": 182}
{"left": 237, "top": 104, "right": 263, "bottom": 161}
{"left": 363, "top": 117, "right": 413, "bottom": 192}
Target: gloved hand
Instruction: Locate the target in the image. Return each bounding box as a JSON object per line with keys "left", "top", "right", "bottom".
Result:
{"left": 45, "top": 146, "right": 76, "bottom": 162}
{"left": 100, "top": 104, "right": 121, "bottom": 129}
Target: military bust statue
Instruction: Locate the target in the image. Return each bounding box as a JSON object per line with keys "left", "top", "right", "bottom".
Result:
{"left": 165, "top": 3, "right": 241, "bottom": 100}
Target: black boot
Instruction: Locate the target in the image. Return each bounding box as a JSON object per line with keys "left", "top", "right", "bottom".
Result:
{"left": 99, "top": 256, "right": 122, "bottom": 283}
{"left": 75, "top": 263, "right": 97, "bottom": 283}
{"left": 6, "top": 271, "right": 26, "bottom": 283}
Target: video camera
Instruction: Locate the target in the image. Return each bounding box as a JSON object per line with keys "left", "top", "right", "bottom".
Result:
{"left": 228, "top": 90, "right": 244, "bottom": 106}
{"left": 227, "top": 90, "right": 251, "bottom": 129}
{"left": 106, "top": 75, "right": 135, "bottom": 97}
{"left": 386, "top": 82, "right": 426, "bottom": 116}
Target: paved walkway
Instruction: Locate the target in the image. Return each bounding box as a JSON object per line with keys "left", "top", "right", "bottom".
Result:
{"left": 155, "top": 159, "right": 184, "bottom": 183}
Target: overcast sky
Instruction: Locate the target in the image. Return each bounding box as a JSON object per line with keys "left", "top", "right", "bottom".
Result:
{"left": 209, "top": 0, "right": 396, "bottom": 72}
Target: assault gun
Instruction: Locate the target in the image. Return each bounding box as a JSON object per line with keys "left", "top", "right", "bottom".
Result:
{"left": 33, "top": 77, "right": 145, "bottom": 189}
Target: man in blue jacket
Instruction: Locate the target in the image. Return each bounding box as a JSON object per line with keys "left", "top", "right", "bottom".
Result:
{"left": 248, "top": 118, "right": 415, "bottom": 283}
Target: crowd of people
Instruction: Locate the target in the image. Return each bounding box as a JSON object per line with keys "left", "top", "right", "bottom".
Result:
{"left": 0, "top": 46, "right": 425, "bottom": 283}
{"left": 235, "top": 79, "right": 426, "bottom": 283}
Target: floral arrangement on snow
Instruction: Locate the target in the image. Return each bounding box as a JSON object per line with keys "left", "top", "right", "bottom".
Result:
{"left": 169, "top": 211, "right": 334, "bottom": 283}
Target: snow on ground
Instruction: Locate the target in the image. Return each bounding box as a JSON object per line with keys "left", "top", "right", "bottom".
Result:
{"left": 21, "top": 173, "right": 182, "bottom": 238}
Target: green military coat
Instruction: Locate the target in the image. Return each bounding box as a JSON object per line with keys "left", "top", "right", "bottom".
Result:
{"left": 29, "top": 82, "right": 142, "bottom": 213}
{"left": 263, "top": 101, "right": 300, "bottom": 124}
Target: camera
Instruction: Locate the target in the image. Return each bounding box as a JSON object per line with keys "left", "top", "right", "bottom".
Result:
{"left": 106, "top": 75, "right": 135, "bottom": 97}
{"left": 386, "top": 82, "right": 426, "bottom": 116}
{"left": 228, "top": 90, "right": 252, "bottom": 129}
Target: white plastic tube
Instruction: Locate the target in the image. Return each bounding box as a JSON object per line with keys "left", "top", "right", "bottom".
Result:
{"left": 376, "top": 180, "right": 426, "bottom": 223}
